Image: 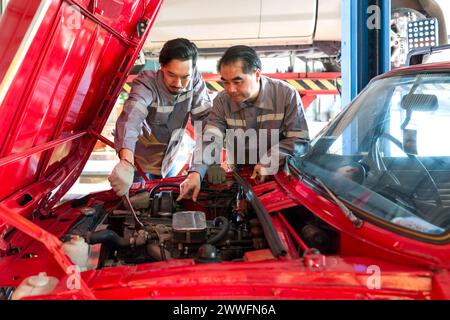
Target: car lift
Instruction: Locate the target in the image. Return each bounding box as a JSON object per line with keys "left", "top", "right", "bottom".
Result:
{"left": 121, "top": 1, "right": 391, "bottom": 141}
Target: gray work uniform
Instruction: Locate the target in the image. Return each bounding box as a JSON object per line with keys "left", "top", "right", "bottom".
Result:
{"left": 190, "top": 75, "right": 309, "bottom": 178}
{"left": 115, "top": 68, "right": 211, "bottom": 175}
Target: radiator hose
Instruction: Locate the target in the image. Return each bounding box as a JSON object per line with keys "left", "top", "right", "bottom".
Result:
{"left": 207, "top": 216, "right": 230, "bottom": 245}
{"left": 86, "top": 229, "right": 129, "bottom": 248}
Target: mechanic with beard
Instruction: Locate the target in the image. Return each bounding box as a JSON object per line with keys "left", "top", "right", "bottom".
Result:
{"left": 109, "top": 38, "right": 212, "bottom": 196}
{"left": 177, "top": 45, "right": 309, "bottom": 202}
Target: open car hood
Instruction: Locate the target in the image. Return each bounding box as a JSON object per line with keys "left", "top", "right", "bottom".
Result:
{"left": 0, "top": 0, "right": 162, "bottom": 236}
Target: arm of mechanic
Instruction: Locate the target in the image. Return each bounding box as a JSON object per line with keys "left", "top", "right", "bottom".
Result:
{"left": 252, "top": 88, "right": 309, "bottom": 182}
{"left": 109, "top": 73, "right": 154, "bottom": 196}
{"left": 177, "top": 94, "right": 227, "bottom": 201}
{"left": 189, "top": 68, "right": 212, "bottom": 131}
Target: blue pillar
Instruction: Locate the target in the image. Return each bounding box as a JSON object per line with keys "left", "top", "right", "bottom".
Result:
{"left": 341, "top": 0, "right": 391, "bottom": 154}
{"left": 379, "top": 0, "right": 391, "bottom": 75}
{"left": 341, "top": 0, "right": 391, "bottom": 106}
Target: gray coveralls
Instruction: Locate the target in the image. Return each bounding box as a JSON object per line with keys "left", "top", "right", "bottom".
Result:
{"left": 190, "top": 75, "right": 309, "bottom": 178}
{"left": 114, "top": 68, "right": 211, "bottom": 176}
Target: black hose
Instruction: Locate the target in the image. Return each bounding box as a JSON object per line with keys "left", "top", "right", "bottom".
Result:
{"left": 160, "top": 243, "right": 167, "bottom": 261}
{"left": 86, "top": 229, "right": 129, "bottom": 248}
{"left": 207, "top": 216, "right": 230, "bottom": 245}
{"left": 233, "top": 171, "right": 287, "bottom": 257}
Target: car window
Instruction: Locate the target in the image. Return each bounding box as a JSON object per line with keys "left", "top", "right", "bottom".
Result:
{"left": 387, "top": 80, "right": 450, "bottom": 157}
{"left": 296, "top": 72, "right": 450, "bottom": 239}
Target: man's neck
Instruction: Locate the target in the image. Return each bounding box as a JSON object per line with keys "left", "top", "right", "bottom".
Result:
{"left": 247, "top": 80, "right": 261, "bottom": 103}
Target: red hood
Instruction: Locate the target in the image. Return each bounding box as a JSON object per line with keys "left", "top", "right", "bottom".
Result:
{"left": 0, "top": 0, "right": 162, "bottom": 235}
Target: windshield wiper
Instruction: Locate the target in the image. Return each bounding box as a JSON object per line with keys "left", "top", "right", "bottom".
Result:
{"left": 297, "top": 168, "right": 364, "bottom": 228}
{"left": 287, "top": 157, "right": 363, "bottom": 228}
{"left": 314, "top": 177, "right": 364, "bottom": 228}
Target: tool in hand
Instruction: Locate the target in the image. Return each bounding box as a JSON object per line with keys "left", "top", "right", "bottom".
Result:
{"left": 123, "top": 194, "right": 144, "bottom": 230}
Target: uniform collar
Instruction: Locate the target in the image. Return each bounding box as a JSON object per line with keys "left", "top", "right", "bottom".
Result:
{"left": 230, "top": 76, "right": 273, "bottom": 113}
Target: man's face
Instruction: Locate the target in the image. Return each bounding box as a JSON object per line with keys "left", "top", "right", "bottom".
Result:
{"left": 161, "top": 59, "right": 193, "bottom": 95}
{"left": 220, "top": 61, "right": 261, "bottom": 104}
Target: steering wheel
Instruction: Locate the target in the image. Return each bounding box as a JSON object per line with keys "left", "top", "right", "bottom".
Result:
{"left": 363, "top": 132, "right": 442, "bottom": 208}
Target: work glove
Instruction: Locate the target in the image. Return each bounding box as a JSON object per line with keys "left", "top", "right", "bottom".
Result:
{"left": 250, "top": 164, "right": 267, "bottom": 184}
{"left": 108, "top": 159, "right": 135, "bottom": 196}
{"left": 206, "top": 165, "right": 226, "bottom": 185}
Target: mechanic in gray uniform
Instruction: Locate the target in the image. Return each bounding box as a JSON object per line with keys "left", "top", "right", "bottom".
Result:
{"left": 177, "top": 45, "right": 309, "bottom": 202}
{"left": 109, "top": 38, "right": 212, "bottom": 196}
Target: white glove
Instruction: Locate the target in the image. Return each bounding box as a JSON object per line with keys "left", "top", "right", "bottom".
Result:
{"left": 108, "top": 159, "right": 135, "bottom": 196}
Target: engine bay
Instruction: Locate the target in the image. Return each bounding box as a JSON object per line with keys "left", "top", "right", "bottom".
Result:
{"left": 51, "top": 161, "right": 348, "bottom": 273}
{"left": 64, "top": 179, "right": 275, "bottom": 269}
{"left": 0, "top": 171, "right": 345, "bottom": 300}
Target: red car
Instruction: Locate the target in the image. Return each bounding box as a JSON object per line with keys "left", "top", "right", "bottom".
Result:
{"left": 1, "top": 0, "right": 450, "bottom": 300}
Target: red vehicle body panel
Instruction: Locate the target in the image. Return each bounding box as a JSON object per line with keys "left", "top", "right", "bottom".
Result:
{"left": 0, "top": 0, "right": 162, "bottom": 231}
{"left": 0, "top": 0, "right": 162, "bottom": 299}
{"left": 0, "top": 0, "right": 450, "bottom": 300}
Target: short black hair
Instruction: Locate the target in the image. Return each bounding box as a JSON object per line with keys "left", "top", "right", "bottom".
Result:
{"left": 159, "top": 38, "right": 198, "bottom": 66}
{"left": 217, "top": 45, "right": 262, "bottom": 74}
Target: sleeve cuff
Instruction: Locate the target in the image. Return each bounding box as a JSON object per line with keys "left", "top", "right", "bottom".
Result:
{"left": 115, "top": 138, "right": 137, "bottom": 154}
{"left": 189, "top": 164, "right": 208, "bottom": 180}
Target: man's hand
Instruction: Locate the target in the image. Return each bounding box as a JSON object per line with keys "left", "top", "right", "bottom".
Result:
{"left": 177, "top": 172, "right": 201, "bottom": 202}
{"left": 206, "top": 164, "right": 226, "bottom": 185}
{"left": 250, "top": 164, "right": 267, "bottom": 184}
{"left": 108, "top": 159, "right": 135, "bottom": 196}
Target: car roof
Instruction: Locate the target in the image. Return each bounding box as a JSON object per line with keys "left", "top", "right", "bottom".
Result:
{"left": 375, "top": 61, "right": 450, "bottom": 81}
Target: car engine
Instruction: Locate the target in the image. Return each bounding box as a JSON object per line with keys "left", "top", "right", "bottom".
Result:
{"left": 65, "top": 182, "right": 268, "bottom": 268}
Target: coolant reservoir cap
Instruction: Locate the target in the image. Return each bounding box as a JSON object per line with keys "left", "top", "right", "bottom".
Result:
{"left": 28, "top": 272, "right": 49, "bottom": 287}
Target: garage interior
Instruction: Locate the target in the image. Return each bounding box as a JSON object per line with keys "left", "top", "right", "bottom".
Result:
{"left": 45, "top": 0, "right": 449, "bottom": 199}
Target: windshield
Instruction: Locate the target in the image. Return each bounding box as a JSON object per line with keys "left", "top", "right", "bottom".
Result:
{"left": 294, "top": 72, "right": 450, "bottom": 237}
